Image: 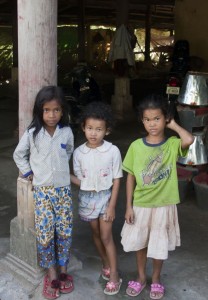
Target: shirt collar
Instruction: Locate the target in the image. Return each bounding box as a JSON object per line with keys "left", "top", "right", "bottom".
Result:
{"left": 79, "top": 140, "right": 112, "bottom": 154}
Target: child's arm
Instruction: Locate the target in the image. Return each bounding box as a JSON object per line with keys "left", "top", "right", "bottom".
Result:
{"left": 13, "top": 130, "right": 33, "bottom": 177}
{"left": 70, "top": 174, "right": 81, "bottom": 186}
{"left": 66, "top": 128, "right": 74, "bottom": 160}
{"left": 166, "top": 119, "right": 194, "bottom": 149}
{"left": 104, "top": 178, "right": 120, "bottom": 222}
{"left": 125, "top": 173, "right": 136, "bottom": 224}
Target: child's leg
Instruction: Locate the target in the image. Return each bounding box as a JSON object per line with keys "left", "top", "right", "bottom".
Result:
{"left": 152, "top": 259, "right": 163, "bottom": 283}
{"left": 54, "top": 186, "right": 74, "bottom": 293}
{"left": 99, "top": 218, "right": 123, "bottom": 295}
{"left": 34, "top": 186, "right": 59, "bottom": 298}
{"left": 89, "top": 219, "right": 109, "bottom": 269}
{"left": 43, "top": 265, "right": 59, "bottom": 298}
{"left": 126, "top": 248, "right": 147, "bottom": 296}
{"left": 58, "top": 265, "right": 74, "bottom": 293}
{"left": 136, "top": 248, "right": 147, "bottom": 284}
{"left": 150, "top": 259, "right": 164, "bottom": 299}
{"left": 99, "top": 218, "right": 119, "bottom": 283}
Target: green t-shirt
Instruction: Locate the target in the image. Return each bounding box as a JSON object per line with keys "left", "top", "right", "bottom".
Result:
{"left": 122, "top": 136, "right": 188, "bottom": 207}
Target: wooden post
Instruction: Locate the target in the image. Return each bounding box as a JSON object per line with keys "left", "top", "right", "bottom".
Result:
{"left": 145, "top": 3, "right": 151, "bottom": 62}
{"left": 116, "top": 0, "right": 129, "bottom": 27}
{"left": 78, "top": 0, "right": 85, "bottom": 62}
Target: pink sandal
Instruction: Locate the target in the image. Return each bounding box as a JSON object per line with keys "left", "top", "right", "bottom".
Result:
{"left": 42, "top": 275, "right": 60, "bottom": 300}
{"left": 59, "top": 273, "right": 74, "bottom": 294}
{"left": 101, "top": 267, "right": 110, "bottom": 280}
{"left": 104, "top": 278, "right": 122, "bottom": 295}
{"left": 126, "top": 281, "right": 146, "bottom": 297}
{"left": 150, "top": 283, "right": 165, "bottom": 299}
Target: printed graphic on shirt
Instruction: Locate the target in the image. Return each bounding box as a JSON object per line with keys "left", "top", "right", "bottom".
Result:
{"left": 142, "top": 150, "right": 171, "bottom": 185}
{"left": 81, "top": 169, "right": 88, "bottom": 178}
{"left": 100, "top": 168, "right": 110, "bottom": 177}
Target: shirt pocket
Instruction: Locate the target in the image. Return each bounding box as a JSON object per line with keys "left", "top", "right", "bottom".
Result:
{"left": 60, "top": 143, "right": 68, "bottom": 158}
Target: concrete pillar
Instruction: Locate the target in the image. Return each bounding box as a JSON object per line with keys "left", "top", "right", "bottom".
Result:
{"left": 4, "top": 179, "right": 43, "bottom": 286}
{"left": 1, "top": 0, "right": 57, "bottom": 286}
{"left": 18, "top": 0, "right": 57, "bottom": 137}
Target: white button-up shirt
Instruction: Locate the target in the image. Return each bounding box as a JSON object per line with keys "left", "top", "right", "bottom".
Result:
{"left": 73, "top": 140, "right": 123, "bottom": 192}
{"left": 13, "top": 125, "right": 74, "bottom": 188}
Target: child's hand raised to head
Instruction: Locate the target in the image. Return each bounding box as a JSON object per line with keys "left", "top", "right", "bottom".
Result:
{"left": 125, "top": 207, "right": 134, "bottom": 225}
{"left": 166, "top": 118, "right": 177, "bottom": 130}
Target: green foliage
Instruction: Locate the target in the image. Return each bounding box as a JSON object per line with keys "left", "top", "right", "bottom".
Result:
{"left": 0, "top": 26, "right": 79, "bottom": 79}
{"left": 0, "top": 28, "right": 13, "bottom": 71}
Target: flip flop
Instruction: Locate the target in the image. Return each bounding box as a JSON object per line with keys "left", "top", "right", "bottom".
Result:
{"left": 42, "top": 275, "right": 60, "bottom": 300}
{"left": 150, "top": 283, "right": 165, "bottom": 299}
{"left": 126, "top": 280, "right": 146, "bottom": 297}
{"left": 104, "top": 278, "right": 122, "bottom": 295}
{"left": 101, "top": 267, "right": 110, "bottom": 281}
{"left": 59, "top": 273, "right": 74, "bottom": 294}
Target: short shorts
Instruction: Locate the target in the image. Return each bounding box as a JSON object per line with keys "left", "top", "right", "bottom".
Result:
{"left": 78, "top": 189, "right": 111, "bottom": 221}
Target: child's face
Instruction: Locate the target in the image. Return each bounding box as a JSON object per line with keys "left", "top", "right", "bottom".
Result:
{"left": 142, "top": 108, "right": 166, "bottom": 138}
{"left": 82, "top": 118, "right": 109, "bottom": 148}
{"left": 42, "top": 99, "right": 63, "bottom": 133}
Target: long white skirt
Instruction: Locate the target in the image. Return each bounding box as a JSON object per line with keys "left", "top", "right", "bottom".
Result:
{"left": 121, "top": 205, "right": 180, "bottom": 260}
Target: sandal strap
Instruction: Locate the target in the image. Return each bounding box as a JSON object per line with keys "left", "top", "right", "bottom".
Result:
{"left": 151, "top": 283, "right": 165, "bottom": 293}
{"left": 106, "top": 280, "right": 120, "bottom": 290}
{"left": 128, "top": 281, "right": 143, "bottom": 292}
{"left": 102, "top": 267, "right": 110, "bottom": 275}
{"left": 51, "top": 279, "right": 60, "bottom": 289}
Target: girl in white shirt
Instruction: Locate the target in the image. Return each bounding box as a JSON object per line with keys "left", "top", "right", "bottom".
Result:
{"left": 71, "top": 101, "right": 123, "bottom": 295}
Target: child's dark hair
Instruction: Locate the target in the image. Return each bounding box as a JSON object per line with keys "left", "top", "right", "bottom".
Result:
{"left": 138, "top": 94, "right": 169, "bottom": 120}
{"left": 28, "top": 85, "right": 69, "bottom": 139}
{"left": 80, "top": 101, "right": 115, "bottom": 130}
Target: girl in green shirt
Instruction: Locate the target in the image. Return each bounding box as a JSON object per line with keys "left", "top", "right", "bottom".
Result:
{"left": 121, "top": 94, "right": 194, "bottom": 299}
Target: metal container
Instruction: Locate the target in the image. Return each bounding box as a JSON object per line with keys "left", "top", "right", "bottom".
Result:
{"left": 177, "top": 105, "right": 208, "bottom": 132}
{"left": 178, "top": 71, "right": 208, "bottom": 106}
{"left": 178, "top": 131, "right": 208, "bottom": 165}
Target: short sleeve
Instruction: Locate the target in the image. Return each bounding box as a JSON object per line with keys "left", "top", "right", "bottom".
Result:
{"left": 112, "top": 146, "right": 123, "bottom": 178}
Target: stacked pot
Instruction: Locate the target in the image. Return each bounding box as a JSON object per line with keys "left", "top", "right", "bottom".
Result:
{"left": 176, "top": 71, "right": 208, "bottom": 208}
